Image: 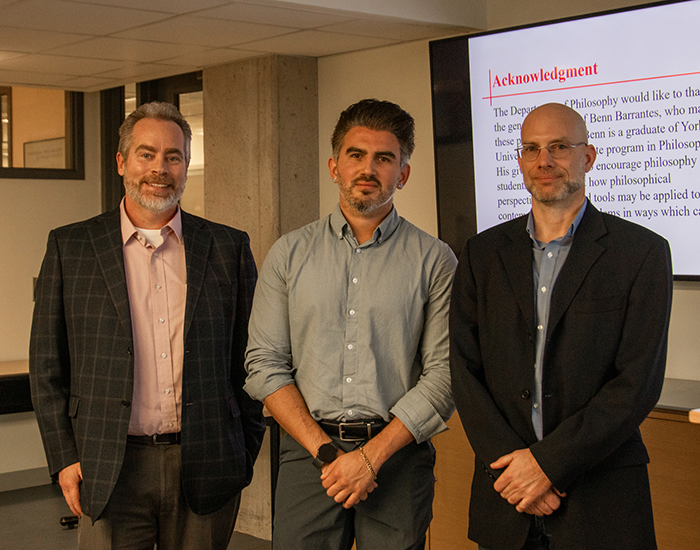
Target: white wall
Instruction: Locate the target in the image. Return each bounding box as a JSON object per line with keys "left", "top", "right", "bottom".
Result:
{"left": 0, "top": 92, "right": 102, "bottom": 362}
{"left": 317, "top": 33, "right": 700, "bottom": 382}
{"left": 0, "top": 92, "right": 101, "bottom": 490}
{"left": 487, "top": 0, "right": 644, "bottom": 30}
{"left": 318, "top": 39, "right": 440, "bottom": 236}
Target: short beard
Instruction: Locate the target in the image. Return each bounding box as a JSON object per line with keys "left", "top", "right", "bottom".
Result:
{"left": 124, "top": 177, "right": 183, "bottom": 214}
{"left": 526, "top": 177, "right": 583, "bottom": 204}
{"left": 339, "top": 175, "right": 396, "bottom": 216}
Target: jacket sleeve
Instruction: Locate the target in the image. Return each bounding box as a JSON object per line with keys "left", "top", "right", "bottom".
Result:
{"left": 449, "top": 238, "right": 531, "bottom": 473}
{"left": 29, "top": 230, "right": 80, "bottom": 476}
{"left": 231, "top": 234, "right": 266, "bottom": 465}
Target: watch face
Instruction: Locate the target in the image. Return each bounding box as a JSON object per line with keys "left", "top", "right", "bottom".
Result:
{"left": 318, "top": 442, "right": 338, "bottom": 464}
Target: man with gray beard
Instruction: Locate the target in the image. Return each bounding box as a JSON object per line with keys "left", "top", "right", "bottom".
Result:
{"left": 449, "top": 103, "right": 672, "bottom": 549}
{"left": 30, "top": 102, "right": 265, "bottom": 549}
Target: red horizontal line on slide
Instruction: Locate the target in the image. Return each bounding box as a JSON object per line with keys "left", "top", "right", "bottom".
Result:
{"left": 483, "top": 70, "right": 700, "bottom": 102}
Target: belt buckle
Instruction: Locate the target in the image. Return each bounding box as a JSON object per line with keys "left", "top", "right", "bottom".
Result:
{"left": 338, "top": 422, "right": 371, "bottom": 441}
{"left": 152, "top": 434, "right": 169, "bottom": 445}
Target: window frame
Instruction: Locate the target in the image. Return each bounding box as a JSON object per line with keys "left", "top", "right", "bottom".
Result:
{"left": 0, "top": 91, "right": 84, "bottom": 180}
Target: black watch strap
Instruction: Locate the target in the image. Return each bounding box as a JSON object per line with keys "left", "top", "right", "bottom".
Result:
{"left": 312, "top": 441, "right": 338, "bottom": 469}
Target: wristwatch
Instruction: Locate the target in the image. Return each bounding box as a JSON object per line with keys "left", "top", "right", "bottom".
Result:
{"left": 312, "top": 442, "right": 338, "bottom": 469}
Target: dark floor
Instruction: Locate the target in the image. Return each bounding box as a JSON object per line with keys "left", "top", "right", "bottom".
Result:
{"left": 0, "top": 483, "right": 270, "bottom": 549}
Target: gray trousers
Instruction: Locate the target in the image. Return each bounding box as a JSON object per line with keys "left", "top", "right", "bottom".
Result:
{"left": 78, "top": 441, "right": 240, "bottom": 550}
{"left": 273, "top": 434, "right": 435, "bottom": 550}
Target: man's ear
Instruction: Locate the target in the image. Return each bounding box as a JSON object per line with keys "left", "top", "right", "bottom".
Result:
{"left": 584, "top": 144, "right": 597, "bottom": 172}
{"left": 116, "top": 152, "right": 126, "bottom": 176}
{"left": 397, "top": 164, "right": 411, "bottom": 189}
{"left": 328, "top": 156, "right": 339, "bottom": 182}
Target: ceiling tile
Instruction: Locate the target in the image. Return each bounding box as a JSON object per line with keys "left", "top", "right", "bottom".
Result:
{"left": 0, "top": 51, "right": 26, "bottom": 63}
{"left": 94, "top": 63, "right": 196, "bottom": 81}
{"left": 0, "top": 54, "right": 130, "bottom": 76}
{"left": 49, "top": 37, "right": 211, "bottom": 63}
{"left": 321, "top": 19, "right": 473, "bottom": 41}
{"left": 0, "top": 26, "right": 88, "bottom": 53}
{"left": 57, "top": 74, "right": 120, "bottom": 91}
{"left": 241, "top": 29, "right": 397, "bottom": 57}
{"left": 194, "top": 2, "right": 352, "bottom": 28}
{"left": 67, "top": 0, "right": 230, "bottom": 15}
{"left": 113, "top": 14, "right": 298, "bottom": 48}
{"left": 156, "top": 48, "right": 268, "bottom": 68}
{"left": 0, "top": 69, "right": 73, "bottom": 88}
{"left": 0, "top": 0, "right": 173, "bottom": 35}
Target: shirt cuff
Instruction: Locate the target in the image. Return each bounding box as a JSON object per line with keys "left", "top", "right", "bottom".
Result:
{"left": 390, "top": 397, "right": 451, "bottom": 444}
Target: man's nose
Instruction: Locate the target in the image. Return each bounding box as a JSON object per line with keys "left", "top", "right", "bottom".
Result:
{"left": 535, "top": 146, "right": 555, "bottom": 166}
{"left": 361, "top": 156, "right": 378, "bottom": 174}
{"left": 151, "top": 155, "right": 169, "bottom": 174}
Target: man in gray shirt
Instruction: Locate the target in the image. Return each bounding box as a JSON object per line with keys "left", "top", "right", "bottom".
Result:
{"left": 245, "top": 99, "right": 456, "bottom": 549}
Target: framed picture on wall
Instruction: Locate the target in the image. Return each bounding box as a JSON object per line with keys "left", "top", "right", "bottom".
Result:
{"left": 23, "top": 137, "right": 66, "bottom": 169}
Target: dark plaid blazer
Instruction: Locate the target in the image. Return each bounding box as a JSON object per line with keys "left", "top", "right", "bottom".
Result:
{"left": 29, "top": 206, "right": 265, "bottom": 520}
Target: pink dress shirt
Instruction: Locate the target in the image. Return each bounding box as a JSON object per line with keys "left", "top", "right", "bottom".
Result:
{"left": 120, "top": 201, "right": 187, "bottom": 436}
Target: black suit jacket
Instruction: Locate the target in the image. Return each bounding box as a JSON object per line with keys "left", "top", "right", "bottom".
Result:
{"left": 449, "top": 203, "right": 672, "bottom": 549}
{"left": 29, "top": 207, "right": 266, "bottom": 520}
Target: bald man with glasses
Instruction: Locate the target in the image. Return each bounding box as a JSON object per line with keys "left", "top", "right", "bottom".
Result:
{"left": 449, "top": 103, "right": 672, "bottom": 550}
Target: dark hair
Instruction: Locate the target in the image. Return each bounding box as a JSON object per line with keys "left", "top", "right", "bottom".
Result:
{"left": 331, "top": 99, "right": 415, "bottom": 166}
{"left": 118, "top": 101, "right": 192, "bottom": 163}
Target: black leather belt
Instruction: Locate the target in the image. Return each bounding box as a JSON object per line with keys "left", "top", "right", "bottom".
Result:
{"left": 127, "top": 433, "right": 181, "bottom": 445}
{"left": 318, "top": 419, "right": 387, "bottom": 441}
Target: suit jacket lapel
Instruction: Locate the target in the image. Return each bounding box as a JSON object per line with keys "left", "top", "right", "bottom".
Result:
{"left": 500, "top": 217, "right": 536, "bottom": 338}
{"left": 89, "top": 208, "right": 133, "bottom": 338}
{"left": 547, "top": 204, "right": 607, "bottom": 335}
{"left": 181, "top": 211, "right": 211, "bottom": 339}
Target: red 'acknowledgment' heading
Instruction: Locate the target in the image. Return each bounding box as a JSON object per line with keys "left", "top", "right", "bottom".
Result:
{"left": 492, "top": 63, "right": 599, "bottom": 87}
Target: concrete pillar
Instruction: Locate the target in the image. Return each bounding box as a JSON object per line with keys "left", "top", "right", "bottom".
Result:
{"left": 202, "top": 55, "right": 319, "bottom": 540}
{"left": 203, "top": 54, "right": 319, "bottom": 263}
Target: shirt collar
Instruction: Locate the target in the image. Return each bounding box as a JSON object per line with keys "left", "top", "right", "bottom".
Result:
{"left": 120, "top": 198, "right": 183, "bottom": 245}
{"left": 526, "top": 198, "right": 587, "bottom": 245}
{"left": 329, "top": 203, "right": 401, "bottom": 244}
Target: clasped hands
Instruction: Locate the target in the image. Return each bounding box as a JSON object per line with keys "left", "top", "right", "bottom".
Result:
{"left": 491, "top": 449, "right": 566, "bottom": 516}
{"left": 320, "top": 448, "right": 378, "bottom": 509}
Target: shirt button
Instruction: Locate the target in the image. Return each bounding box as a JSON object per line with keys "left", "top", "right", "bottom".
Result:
{"left": 161, "top": 352, "right": 168, "bottom": 358}
{"left": 165, "top": 388, "right": 171, "bottom": 394}
{"left": 352, "top": 278, "right": 358, "bottom": 284}
{"left": 540, "top": 286, "right": 547, "bottom": 293}
{"left": 346, "top": 377, "right": 352, "bottom": 383}
{"left": 547, "top": 252, "right": 553, "bottom": 258}
{"left": 349, "top": 310, "right": 356, "bottom": 315}
{"left": 156, "top": 284, "right": 162, "bottom": 289}
{"left": 347, "top": 410, "right": 354, "bottom": 416}
{"left": 533, "top": 403, "right": 539, "bottom": 409}
{"left": 537, "top": 325, "right": 543, "bottom": 331}
{"left": 355, "top": 248, "right": 361, "bottom": 254}
{"left": 159, "top": 318, "right": 165, "bottom": 323}
{"left": 168, "top": 422, "right": 174, "bottom": 428}
{"left": 347, "top": 344, "right": 354, "bottom": 350}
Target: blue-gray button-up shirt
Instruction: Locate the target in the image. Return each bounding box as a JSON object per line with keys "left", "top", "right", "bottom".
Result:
{"left": 244, "top": 205, "right": 457, "bottom": 443}
{"left": 527, "top": 199, "right": 587, "bottom": 440}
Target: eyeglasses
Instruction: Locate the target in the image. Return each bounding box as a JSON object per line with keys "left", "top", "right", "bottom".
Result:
{"left": 516, "top": 142, "right": 587, "bottom": 161}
